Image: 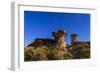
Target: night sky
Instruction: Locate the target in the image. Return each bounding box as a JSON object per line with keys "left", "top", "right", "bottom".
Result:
{"left": 24, "top": 11, "right": 90, "bottom": 47}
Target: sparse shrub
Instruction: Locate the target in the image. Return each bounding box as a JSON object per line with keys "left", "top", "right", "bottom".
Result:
{"left": 24, "top": 47, "right": 35, "bottom": 61}
{"left": 24, "top": 46, "right": 73, "bottom": 61}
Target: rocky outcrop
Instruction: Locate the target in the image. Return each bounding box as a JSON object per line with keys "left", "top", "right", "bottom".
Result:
{"left": 24, "top": 29, "right": 90, "bottom": 61}
{"left": 27, "top": 29, "right": 67, "bottom": 48}
{"left": 24, "top": 29, "right": 72, "bottom": 61}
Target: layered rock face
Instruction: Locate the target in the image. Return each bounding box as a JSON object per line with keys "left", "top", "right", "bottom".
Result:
{"left": 24, "top": 29, "right": 90, "bottom": 61}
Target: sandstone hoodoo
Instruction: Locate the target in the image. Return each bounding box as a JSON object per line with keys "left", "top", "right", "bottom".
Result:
{"left": 71, "top": 34, "right": 78, "bottom": 45}
{"left": 24, "top": 29, "right": 90, "bottom": 61}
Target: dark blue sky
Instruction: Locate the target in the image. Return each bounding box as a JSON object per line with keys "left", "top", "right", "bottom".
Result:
{"left": 24, "top": 11, "right": 90, "bottom": 47}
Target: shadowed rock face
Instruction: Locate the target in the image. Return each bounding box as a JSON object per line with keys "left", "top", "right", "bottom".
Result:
{"left": 27, "top": 38, "right": 57, "bottom": 47}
